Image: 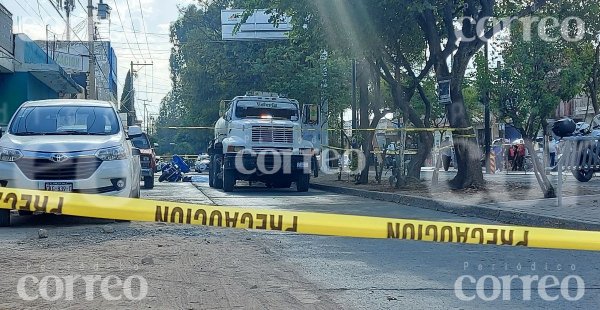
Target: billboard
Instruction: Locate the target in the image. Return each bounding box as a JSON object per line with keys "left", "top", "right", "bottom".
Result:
{"left": 221, "top": 9, "right": 291, "bottom": 41}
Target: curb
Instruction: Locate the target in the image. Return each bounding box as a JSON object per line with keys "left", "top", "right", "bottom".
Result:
{"left": 310, "top": 183, "right": 600, "bottom": 231}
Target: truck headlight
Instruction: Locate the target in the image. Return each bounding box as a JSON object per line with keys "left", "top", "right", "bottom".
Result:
{"left": 0, "top": 148, "right": 23, "bottom": 162}
{"left": 95, "top": 146, "right": 127, "bottom": 161}
{"left": 227, "top": 146, "right": 245, "bottom": 152}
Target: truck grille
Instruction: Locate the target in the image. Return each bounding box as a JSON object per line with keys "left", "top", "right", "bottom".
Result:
{"left": 16, "top": 157, "right": 102, "bottom": 180}
{"left": 252, "top": 126, "right": 293, "bottom": 143}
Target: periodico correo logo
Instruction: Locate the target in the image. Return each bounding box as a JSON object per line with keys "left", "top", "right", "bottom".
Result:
{"left": 17, "top": 274, "right": 148, "bottom": 301}
{"left": 455, "top": 262, "right": 585, "bottom": 302}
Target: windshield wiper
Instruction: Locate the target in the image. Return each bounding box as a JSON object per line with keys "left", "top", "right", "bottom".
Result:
{"left": 14, "top": 132, "right": 45, "bottom": 136}
{"left": 47, "top": 131, "right": 100, "bottom": 135}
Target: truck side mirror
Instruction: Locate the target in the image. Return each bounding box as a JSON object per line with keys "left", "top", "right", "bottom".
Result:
{"left": 303, "top": 104, "right": 319, "bottom": 125}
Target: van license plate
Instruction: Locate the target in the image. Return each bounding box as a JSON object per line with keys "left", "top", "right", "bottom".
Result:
{"left": 45, "top": 183, "right": 73, "bottom": 192}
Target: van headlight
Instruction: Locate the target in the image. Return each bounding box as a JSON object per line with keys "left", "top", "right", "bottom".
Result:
{"left": 95, "top": 146, "right": 127, "bottom": 161}
{"left": 0, "top": 148, "right": 23, "bottom": 162}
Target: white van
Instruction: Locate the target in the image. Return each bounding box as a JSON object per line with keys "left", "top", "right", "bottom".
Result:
{"left": 0, "top": 100, "right": 142, "bottom": 226}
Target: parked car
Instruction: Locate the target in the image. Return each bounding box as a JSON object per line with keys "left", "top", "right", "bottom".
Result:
{"left": 0, "top": 99, "right": 142, "bottom": 227}
{"left": 195, "top": 154, "right": 210, "bottom": 173}
{"left": 129, "top": 127, "right": 156, "bottom": 189}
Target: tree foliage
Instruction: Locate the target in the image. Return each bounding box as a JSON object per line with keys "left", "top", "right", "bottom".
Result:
{"left": 119, "top": 70, "right": 136, "bottom": 125}
{"left": 155, "top": 1, "right": 351, "bottom": 155}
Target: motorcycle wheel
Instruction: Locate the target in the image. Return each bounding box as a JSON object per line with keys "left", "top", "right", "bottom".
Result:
{"left": 158, "top": 173, "right": 168, "bottom": 182}
{"left": 572, "top": 169, "right": 594, "bottom": 182}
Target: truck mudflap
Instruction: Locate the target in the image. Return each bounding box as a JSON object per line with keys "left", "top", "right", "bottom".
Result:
{"left": 223, "top": 152, "right": 312, "bottom": 175}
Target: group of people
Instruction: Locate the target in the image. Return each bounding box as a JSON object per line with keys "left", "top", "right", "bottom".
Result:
{"left": 507, "top": 143, "right": 527, "bottom": 171}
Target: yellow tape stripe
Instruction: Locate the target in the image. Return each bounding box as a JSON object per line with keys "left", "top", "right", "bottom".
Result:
{"left": 160, "top": 126, "right": 474, "bottom": 133}
{"left": 1, "top": 188, "right": 596, "bottom": 251}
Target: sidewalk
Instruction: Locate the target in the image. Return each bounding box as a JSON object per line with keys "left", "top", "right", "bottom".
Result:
{"left": 311, "top": 168, "right": 600, "bottom": 230}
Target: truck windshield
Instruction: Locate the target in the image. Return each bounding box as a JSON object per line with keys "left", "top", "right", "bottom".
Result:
{"left": 9, "top": 106, "right": 120, "bottom": 136}
{"left": 235, "top": 100, "right": 298, "bottom": 120}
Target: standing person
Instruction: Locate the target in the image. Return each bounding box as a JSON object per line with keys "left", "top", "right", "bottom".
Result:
{"left": 549, "top": 138, "right": 558, "bottom": 167}
{"left": 510, "top": 144, "right": 517, "bottom": 171}
{"left": 517, "top": 143, "right": 526, "bottom": 171}
{"left": 440, "top": 136, "right": 453, "bottom": 171}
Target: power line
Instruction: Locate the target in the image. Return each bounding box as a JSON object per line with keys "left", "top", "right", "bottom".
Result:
{"left": 137, "top": 0, "right": 153, "bottom": 64}
{"left": 111, "top": 28, "right": 170, "bottom": 36}
{"left": 124, "top": 0, "right": 146, "bottom": 61}
{"left": 110, "top": 0, "right": 140, "bottom": 62}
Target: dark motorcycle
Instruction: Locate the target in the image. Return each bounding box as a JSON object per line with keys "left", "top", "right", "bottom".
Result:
{"left": 159, "top": 155, "right": 191, "bottom": 182}
{"left": 553, "top": 117, "right": 600, "bottom": 182}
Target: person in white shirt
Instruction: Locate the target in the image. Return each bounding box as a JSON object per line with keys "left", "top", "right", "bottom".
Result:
{"left": 549, "top": 139, "right": 558, "bottom": 167}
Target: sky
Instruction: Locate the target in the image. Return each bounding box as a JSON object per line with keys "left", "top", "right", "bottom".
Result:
{"left": 0, "top": 0, "right": 196, "bottom": 122}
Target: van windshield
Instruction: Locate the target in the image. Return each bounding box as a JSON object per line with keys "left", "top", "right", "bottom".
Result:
{"left": 9, "top": 106, "right": 120, "bottom": 136}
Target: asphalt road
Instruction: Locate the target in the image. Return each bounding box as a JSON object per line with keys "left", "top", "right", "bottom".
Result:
{"left": 2, "top": 176, "right": 599, "bottom": 309}
{"left": 190, "top": 174, "right": 600, "bottom": 309}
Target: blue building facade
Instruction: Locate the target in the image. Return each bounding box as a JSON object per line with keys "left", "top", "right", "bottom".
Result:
{"left": 0, "top": 4, "right": 82, "bottom": 126}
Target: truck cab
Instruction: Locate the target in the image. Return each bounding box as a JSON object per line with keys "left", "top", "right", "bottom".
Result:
{"left": 208, "top": 92, "right": 314, "bottom": 192}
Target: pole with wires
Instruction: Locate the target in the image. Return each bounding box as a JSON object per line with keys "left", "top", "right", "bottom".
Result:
{"left": 87, "top": 0, "right": 96, "bottom": 100}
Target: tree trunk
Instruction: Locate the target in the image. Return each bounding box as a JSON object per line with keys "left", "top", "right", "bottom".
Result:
{"left": 357, "top": 61, "right": 371, "bottom": 184}
{"left": 523, "top": 138, "right": 556, "bottom": 198}
{"left": 407, "top": 131, "right": 434, "bottom": 179}
{"left": 592, "top": 43, "right": 600, "bottom": 114}
{"left": 447, "top": 87, "right": 485, "bottom": 189}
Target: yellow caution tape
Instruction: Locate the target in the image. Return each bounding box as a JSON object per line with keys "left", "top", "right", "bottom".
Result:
{"left": 160, "top": 126, "right": 474, "bottom": 133}
{"left": 1, "top": 188, "right": 599, "bottom": 251}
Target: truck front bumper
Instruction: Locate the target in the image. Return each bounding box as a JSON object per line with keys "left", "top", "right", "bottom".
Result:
{"left": 224, "top": 152, "right": 311, "bottom": 174}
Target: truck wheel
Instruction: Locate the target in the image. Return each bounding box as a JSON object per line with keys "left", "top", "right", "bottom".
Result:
{"left": 208, "top": 157, "right": 215, "bottom": 188}
{"left": 223, "top": 169, "right": 236, "bottom": 192}
{"left": 0, "top": 209, "right": 10, "bottom": 227}
{"left": 213, "top": 157, "right": 223, "bottom": 189}
{"left": 296, "top": 174, "right": 310, "bottom": 192}
{"left": 273, "top": 181, "right": 292, "bottom": 189}
{"left": 144, "top": 176, "right": 154, "bottom": 189}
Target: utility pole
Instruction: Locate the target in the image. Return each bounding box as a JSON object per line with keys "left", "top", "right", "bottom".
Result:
{"left": 130, "top": 61, "right": 153, "bottom": 126}
{"left": 139, "top": 99, "right": 152, "bottom": 133}
{"left": 63, "top": 0, "right": 75, "bottom": 42}
{"left": 46, "top": 25, "right": 49, "bottom": 64}
{"left": 351, "top": 59, "right": 357, "bottom": 132}
{"left": 484, "top": 40, "right": 491, "bottom": 174}
{"left": 87, "top": 0, "right": 96, "bottom": 100}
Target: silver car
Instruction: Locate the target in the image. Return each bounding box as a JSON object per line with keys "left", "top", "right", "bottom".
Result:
{"left": 0, "top": 100, "right": 142, "bottom": 226}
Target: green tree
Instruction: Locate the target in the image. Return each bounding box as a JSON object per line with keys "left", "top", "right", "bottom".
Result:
{"left": 119, "top": 70, "right": 136, "bottom": 126}
{"left": 156, "top": 1, "right": 352, "bottom": 157}
{"left": 500, "top": 15, "right": 587, "bottom": 198}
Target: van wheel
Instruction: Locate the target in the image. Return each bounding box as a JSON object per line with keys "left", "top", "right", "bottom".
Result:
{"left": 223, "top": 169, "right": 236, "bottom": 192}
{"left": 144, "top": 176, "right": 154, "bottom": 189}
{"left": 0, "top": 209, "right": 10, "bottom": 227}
{"left": 296, "top": 174, "right": 310, "bottom": 192}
